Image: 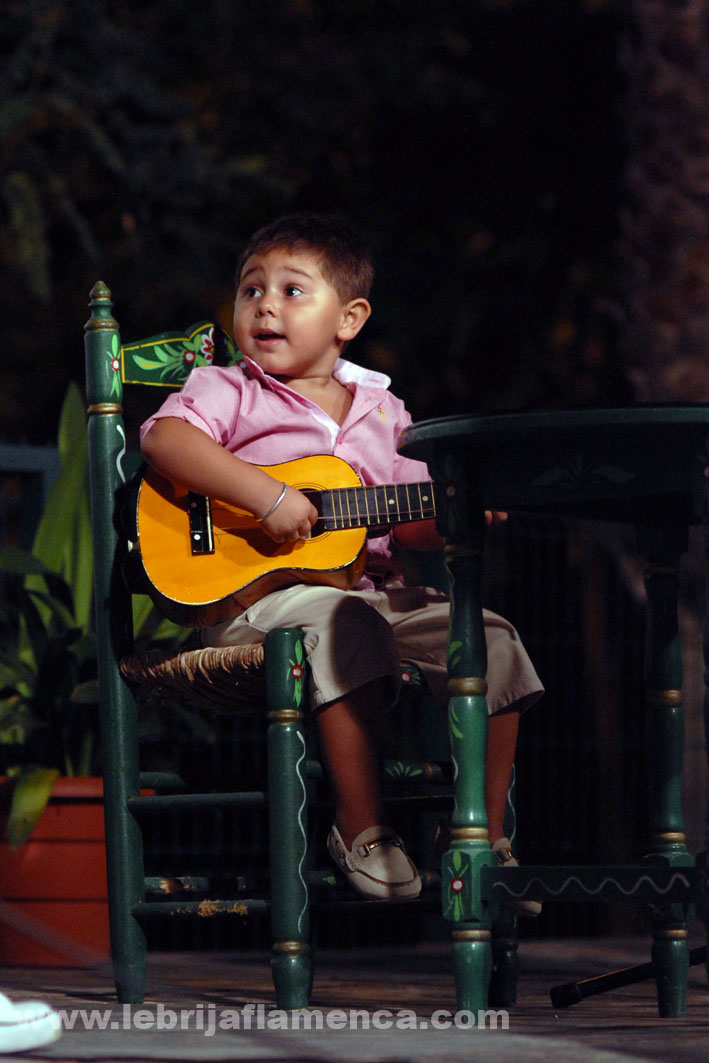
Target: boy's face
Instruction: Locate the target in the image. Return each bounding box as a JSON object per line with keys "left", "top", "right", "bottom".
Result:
{"left": 233, "top": 247, "right": 368, "bottom": 380}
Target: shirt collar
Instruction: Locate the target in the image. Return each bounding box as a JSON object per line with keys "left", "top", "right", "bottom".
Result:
{"left": 240, "top": 354, "right": 392, "bottom": 393}
{"left": 332, "top": 358, "right": 391, "bottom": 391}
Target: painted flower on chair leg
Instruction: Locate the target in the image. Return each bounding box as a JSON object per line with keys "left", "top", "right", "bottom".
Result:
{"left": 288, "top": 640, "right": 305, "bottom": 707}
{"left": 443, "top": 848, "right": 470, "bottom": 922}
{"left": 107, "top": 334, "right": 122, "bottom": 397}
{"left": 399, "top": 663, "right": 421, "bottom": 686}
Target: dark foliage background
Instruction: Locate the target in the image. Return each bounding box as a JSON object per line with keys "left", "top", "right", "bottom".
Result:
{"left": 4, "top": 0, "right": 709, "bottom": 942}
{"left": 1, "top": 0, "right": 630, "bottom": 443}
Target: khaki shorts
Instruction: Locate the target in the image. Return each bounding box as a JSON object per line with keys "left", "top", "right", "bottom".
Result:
{"left": 202, "top": 582, "right": 543, "bottom": 716}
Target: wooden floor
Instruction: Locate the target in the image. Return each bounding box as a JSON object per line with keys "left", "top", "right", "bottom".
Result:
{"left": 2, "top": 933, "right": 709, "bottom": 1062}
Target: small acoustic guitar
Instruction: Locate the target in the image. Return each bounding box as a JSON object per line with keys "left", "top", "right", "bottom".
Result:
{"left": 136, "top": 454, "right": 438, "bottom": 627}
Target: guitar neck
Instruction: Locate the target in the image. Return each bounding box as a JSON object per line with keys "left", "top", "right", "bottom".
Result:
{"left": 313, "top": 481, "right": 437, "bottom": 531}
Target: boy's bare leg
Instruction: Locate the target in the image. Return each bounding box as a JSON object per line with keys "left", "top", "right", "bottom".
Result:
{"left": 315, "top": 677, "right": 389, "bottom": 848}
{"left": 485, "top": 707, "right": 520, "bottom": 844}
{"left": 316, "top": 676, "right": 521, "bottom": 849}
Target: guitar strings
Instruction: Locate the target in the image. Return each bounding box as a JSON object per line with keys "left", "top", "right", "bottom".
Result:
{"left": 321, "top": 482, "right": 436, "bottom": 530}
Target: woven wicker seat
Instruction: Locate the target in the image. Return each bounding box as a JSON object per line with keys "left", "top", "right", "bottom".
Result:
{"left": 120, "top": 643, "right": 266, "bottom": 712}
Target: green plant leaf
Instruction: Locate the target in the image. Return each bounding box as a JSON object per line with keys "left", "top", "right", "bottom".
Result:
{"left": 0, "top": 545, "right": 53, "bottom": 576}
{"left": 6, "top": 767, "right": 59, "bottom": 849}
{"left": 132, "top": 594, "right": 188, "bottom": 645}
{"left": 12, "top": 586, "right": 49, "bottom": 673}
{"left": 71, "top": 680, "right": 99, "bottom": 704}
{"left": 29, "top": 383, "right": 92, "bottom": 631}
{"left": 0, "top": 691, "right": 30, "bottom": 740}
{"left": 56, "top": 380, "right": 86, "bottom": 469}
{"left": 26, "top": 586, "right": 76, "bottom": 633}
{"left": 67, "top": 487, "right": 93, "bottom": 632}
{"left": 0, "top": 650, "right": 36, "bottom": 688}
{"left": 70, "top": 633, "right": 97, "bottom": 667}
{"left": 132, "top": 593, "right": 157, "bottom": 635}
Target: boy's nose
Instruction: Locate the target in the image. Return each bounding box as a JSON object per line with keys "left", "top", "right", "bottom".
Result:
{"left": 256, "top": 297, "right": 276, "bottom": 316}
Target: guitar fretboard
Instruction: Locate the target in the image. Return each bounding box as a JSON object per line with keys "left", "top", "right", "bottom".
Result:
{"left": 318, "top": 481, "right": 436, "bottom": 531}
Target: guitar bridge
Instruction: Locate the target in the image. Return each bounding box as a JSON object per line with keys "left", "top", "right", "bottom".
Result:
{"left": 188, "top": 492, "right": 215, "bottom": 555}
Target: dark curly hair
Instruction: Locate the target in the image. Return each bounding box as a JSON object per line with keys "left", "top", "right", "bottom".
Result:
{"left": 236, "top": 212, "right": 374, "bottom": 303}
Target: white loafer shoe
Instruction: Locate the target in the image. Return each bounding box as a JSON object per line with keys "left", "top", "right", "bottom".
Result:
{"left": 328, "top": 824, "right": 422, "bottom": 900}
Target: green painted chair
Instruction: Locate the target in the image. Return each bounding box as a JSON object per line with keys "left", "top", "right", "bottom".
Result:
{"left": 84, "top": 281, "right": 512, "bottom": 1010}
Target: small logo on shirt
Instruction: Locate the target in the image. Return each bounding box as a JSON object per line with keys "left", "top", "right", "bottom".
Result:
{"left": 377, "top": 407, "right": 386, "bottom": 420}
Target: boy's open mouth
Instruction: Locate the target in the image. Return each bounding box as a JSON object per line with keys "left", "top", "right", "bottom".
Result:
{"left": 254, "top": 329, "right": 284, "bottom": 341}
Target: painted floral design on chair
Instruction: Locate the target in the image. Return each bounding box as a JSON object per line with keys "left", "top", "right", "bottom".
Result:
{"left": 120, "top": 324, "right": 242, "bottom": 386}
{"left": 288, "top": 639, "right": 305, "bottom": 707}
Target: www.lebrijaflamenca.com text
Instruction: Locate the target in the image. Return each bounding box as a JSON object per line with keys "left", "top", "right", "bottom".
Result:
{"left": 58, "top": 1002, "right": 511, "bottom": 1035}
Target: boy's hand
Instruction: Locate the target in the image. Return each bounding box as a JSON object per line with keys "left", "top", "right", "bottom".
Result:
{"left": 260, "top": 484, "right": 318, "bottom": 543}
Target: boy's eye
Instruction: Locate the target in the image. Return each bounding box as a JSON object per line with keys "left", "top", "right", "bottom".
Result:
{"left": 241, "top": 284, "right": 261, "bottom": 298}
{"left": 284, "top": 284, "right": 303, "bottom": 297}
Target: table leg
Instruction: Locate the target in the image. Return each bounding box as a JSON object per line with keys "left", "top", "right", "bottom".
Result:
{"left": 442, "top": 529, "right": 493, "bottom": 1014}
{"left": 703, "top": 505, "right": 709, "bottom": 995}
{"left": 637, "top": 520, "right": 692, "bottom": 1018}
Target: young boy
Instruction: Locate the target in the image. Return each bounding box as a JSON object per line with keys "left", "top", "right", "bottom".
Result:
{"left": 140, "top": 213, "right": 543, "bottom": 904}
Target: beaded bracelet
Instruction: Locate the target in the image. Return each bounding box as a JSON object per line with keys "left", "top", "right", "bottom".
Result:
{"left": 258, "top": 482, "right": 287, "bottom": 521}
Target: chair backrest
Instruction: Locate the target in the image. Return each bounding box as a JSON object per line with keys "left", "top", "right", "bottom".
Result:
{"left": 83, "top": 283, "right": 244, "bottom": 780}
{"left": 84, "top": 279, "right": 242, "bottom": 626}
{"left": 120, "top": 320, "right": 242, "bottom": 387}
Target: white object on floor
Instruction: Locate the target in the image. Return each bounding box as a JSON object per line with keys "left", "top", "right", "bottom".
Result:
{"left": 0, "top": 990, "right": 61, "bottom": 1054}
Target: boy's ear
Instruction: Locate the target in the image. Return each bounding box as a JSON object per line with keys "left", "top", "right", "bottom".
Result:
{"left": 338, "top": 298, "right": 371, "bottom": 342}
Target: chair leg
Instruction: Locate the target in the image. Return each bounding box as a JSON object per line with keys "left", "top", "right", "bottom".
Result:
{"left": 86, "top": 294, "right": 147, "bottom": 1004}
{"left": 442, "top": 538, "right": 494, "bottom": 1014}
{"left": 489, "top": 907, "right": 518, "bottom": 1007}
{"left": 100, "top": 674, "right": 148, "bottom": 1003}
{"left": 639, "top": 523, "right": 693, "bottom": 1017}
{"left": 489, "top": 774, "right": 519, "bottom": 1006}
{"left": 265, "top": 628, "right": 312, "bottom": 1009}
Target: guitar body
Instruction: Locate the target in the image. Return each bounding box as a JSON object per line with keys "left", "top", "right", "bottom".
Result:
{"left": 137, "top": 455, "right": 368, "bottom": 627}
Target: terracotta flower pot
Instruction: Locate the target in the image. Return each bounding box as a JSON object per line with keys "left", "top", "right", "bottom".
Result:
{"left": 0, "top": 777, "right": 109, "bottom": 966}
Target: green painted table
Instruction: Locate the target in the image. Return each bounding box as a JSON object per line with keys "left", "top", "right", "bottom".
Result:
{"left": 399, "top": 407, "right": 709, "bottom": 1018}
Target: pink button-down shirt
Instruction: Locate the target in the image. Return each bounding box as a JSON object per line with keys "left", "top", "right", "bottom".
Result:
{"left": 140, "top": 355, "right": 431, "bottom": 587}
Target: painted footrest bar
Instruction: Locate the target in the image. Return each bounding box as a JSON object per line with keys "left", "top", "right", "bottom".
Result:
{"left": 127, "top": 791, "right": 266, "bottom": 812}
{"left": 481, "top": 864, "right": 701, "bottom": 906}
{"left": 134, "top": 898, "right": 270, "bottom": 917}
{"left": 138, "top": 772, "right": 187, "bottom": 791}
{"left": 383, "top": 760, "right": 453, "bottom": 783}
{"left": 144, "top": 877, "right": 210, "bottom": 894}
